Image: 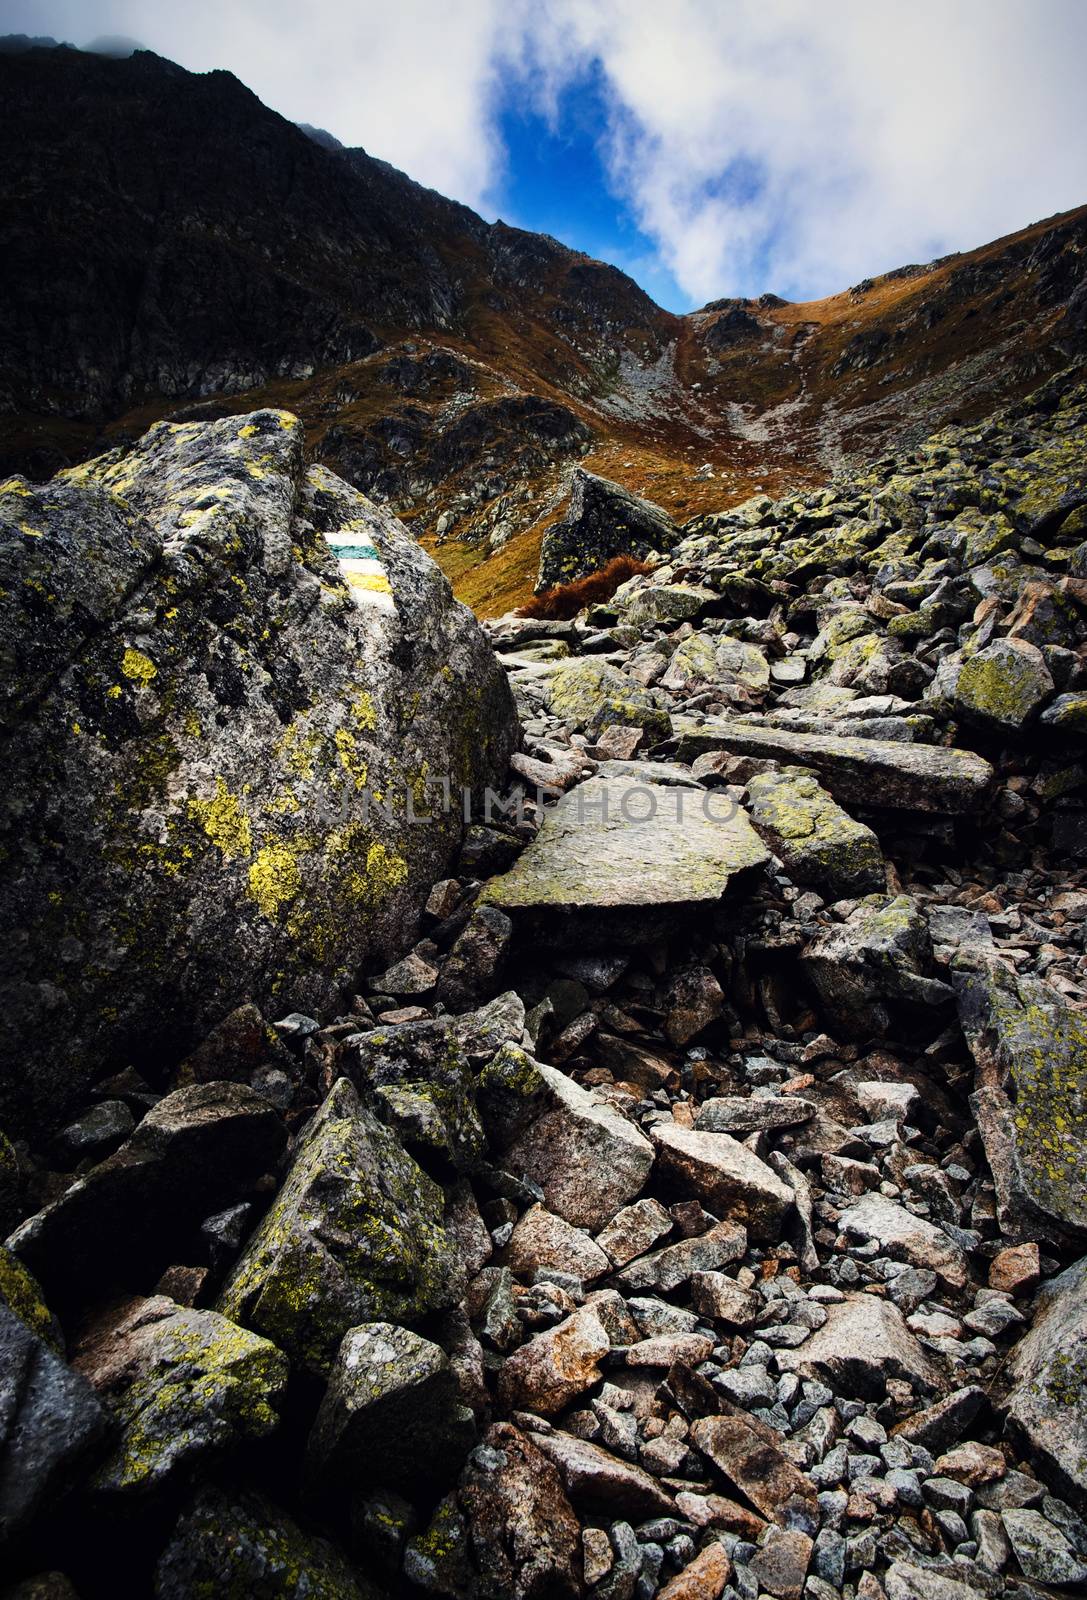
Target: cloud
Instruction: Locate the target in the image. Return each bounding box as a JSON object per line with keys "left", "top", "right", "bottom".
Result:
{"left": 3, "top": 0, "right": 1085, "bottom": 305}
{"left": 507, "top": 0, "right": 1087, "bottom": 303}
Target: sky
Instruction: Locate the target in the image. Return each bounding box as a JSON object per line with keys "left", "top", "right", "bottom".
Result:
{"left": 4, "top": 0, "right": 1086, "bottom": 313}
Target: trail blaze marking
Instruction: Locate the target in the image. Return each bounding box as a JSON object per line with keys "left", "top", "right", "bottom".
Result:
{"left": 326, "top": 521, "right": 395, "bottom": 616}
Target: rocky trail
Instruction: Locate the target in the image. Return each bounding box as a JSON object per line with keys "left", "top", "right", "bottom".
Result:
{"left": 2, "top": 363, "right": 1087, "bottom": 1600}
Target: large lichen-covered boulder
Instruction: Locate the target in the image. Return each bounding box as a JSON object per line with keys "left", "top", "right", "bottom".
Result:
{"left": 71, "top": 1295, "right": 288, "bottom": 1497}
{"left": 745, "top": 767, "right": 885, "bottom": 898}
{"left": 545, "top": 658, "right": 672, "bottom": 741}
{"left": 801, "top": 894, "right": 953, "bottom": 1038}
{"left": 536, "top": 468, "right": 677, "bottom": 591}
{"left": 0, "top": 411, "right": 518, "bottom": 1136}
{"left": 955, "top": 954, "right": 1087, "bottom": 1248}
{"left": 1003, "top": 1252, "right": 1087, "bottom": 1506}
{"left": 218, "top": 1079, "right": 462, "bottom": 1376}
{"left": 934, "top": 638, "right": 1054, "bottom": 733}
{"left": 155, "top": 1485, "right": 378, "bottom": 1600}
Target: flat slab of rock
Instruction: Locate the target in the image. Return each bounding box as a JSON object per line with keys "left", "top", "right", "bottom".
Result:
{"left": 650, "top": 1124, "right": 793, "bottom": 1242}
{"left": 530, "top": 1430, "right": 676, "bottom": 1518}
{"left": 690, "top": 1415, "right": 819, "bottom": 1531}
{"left": 502, "top": 1065, "right": 653, "bottom": 1233}
{"left": 695, "top": 1096, "right": 815, "bottom": 1135}
{"left": 956, "top": 955, "right": 1087, "bottom": 1247}
{"left": 671, "top": 718, "right": 993, "bottom": 813}
{"left": 776, "top": 1293, "right": 945, "bottom": 1398}
{"left": 217, "top": 1079, "right": 461, "bottom": 1376}
{"left": 612, "top": 1220, "right": 747, "bottom": 1294}
{"left": 483, "top": 776, "right": 769, "bottom": 944}
{"left": 745, "top": 767, "right": 884, "bottom": 898}
{"left": 838, "top": 1193, "right": 969, "bottom": 1290}
{"left": 1003, "top": 1252, "right": 1087, "bottom": 1504}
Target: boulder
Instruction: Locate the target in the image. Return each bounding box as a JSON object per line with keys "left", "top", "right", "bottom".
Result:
{"left": 745, "top": 768, "right": 885, "bottom": 898}
{"left": 71, "top": 1295, "right": 287, "bottom": 1496}
{"left": 8, "top": 1083, "right": 286, "bottom": 1305}
{"left": 537, "top": 469, "right": 678, "bottom": 589}
{"left": 612, "top": 1220, "right": 747, "bottom": 1294}
{"left": 1003, "top": 1252, "right": 1087, "bottom": 1504}
{"left": 800, "top": 894, "right": 952, "bottom": 1037}
{"left": 695, "top": 1096, "right": 815, "bottom": 1135}
{"left": 650, "top": 1124, "right": 793, "bottom": 1241}
{"left": 482, "top": 776, "right": 769, "bottom": 945}
{"left": 945, "top": 638, "right": 1055, "bottom": 732}
{"left": 776, "top": 1294, "right": 945, "bottom": 1399}
{"left": 0, "top": 412, "right": 517, "bottom": 1136}
{"left": 458, "top": 1423, "right": 582, "bottom": 1600}
{"left": 496, "top": 1305, "right": 609, "bottom": 1416}
{"left": 955, "top": 955, "right": 1087, "bottom": 1247}
{"left": 305, "top": 1322, "right": 473, "bottom": 1494}
{"left": 0, "top": 1302, "right": 108, "bottom": 1546}
{"left": 218, "top": 1079, "right": 461, "bottom": 1376}
{"left": 155, "top": 1484, "right": 373, "bottom": 1599}
{"left": 530, "top": 1431, "right": 676, "bottom": 1518}
{"left": 671, "top": 718, "right": 993, "bottom": 813}
{"left": 344, "top": 1016, "right": 485, "bottom": 1172}
{"left": 545, "top": 659, "right": 672, "bottom": 741}
{"left": 501, "top": 1065, "right": 654, "bottom": 1232}
{"left": 689, "top": 1415, "right": 819, "bottom": 1531}
{"left": 838, "top": 1193, "right": 969, "bottom": 1289}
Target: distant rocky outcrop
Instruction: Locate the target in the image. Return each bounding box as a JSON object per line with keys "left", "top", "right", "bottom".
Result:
{"left": 0, "top": 410, "right": 518, "bottom": 1134}
{"left": 537, "top": 469, "right": 679, "bottom": 590}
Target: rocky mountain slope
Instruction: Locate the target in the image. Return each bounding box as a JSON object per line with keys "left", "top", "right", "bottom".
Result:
{"left": 3, "top": 345, "right": 1087, "bottom": 1599}
{"left": 2, "top": 41, "right": 1085, "bottom": 615}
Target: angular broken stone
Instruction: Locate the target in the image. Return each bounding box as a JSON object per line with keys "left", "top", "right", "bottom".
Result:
{"left": 72, "top": 1294, "right": 287, "bottom": 1497}
{"left": 482, "top": 776, "right": 769, "bottom": 944}
{"left": 9, "top": 1083, "right": 287, "bottom": 1305}
{"left": 459, "top": 1423, "right": 582, "bottom": 1600}
{"left": 690, "top": 1414, "right": 819, "bottom": 1530}
{"left": 1004, "top": 1251, "right": 1087, "bottom": 1504}
{"left": 746, "top": 767, "right": 884, "bottom": 899}
{"left": 776, "top": 1294, "right": 945, "bottom": 1399}
{"left": 502, "top": 1065, "right": 653, "bottom": 1233}
{"left": 956, "top": 954, "right": 1087, "bottom": 1247}
{"left": 650, "top": 1124, "right": 793, "bottom": 1241}
{"left": 657, "top": 1541, "right": 732, "bottom": 1600}
{"left": 695, "top": 1096, "right": 815, "bottom": 1135}
{"left": 594, "top": 1197, "right": 673, "bottom": 1268}
{"left": 504, "top": 1204, "right": 611, "bottom": 1284}
{"left": 801, "top": 893, "right": 952, "bottom": 1037}
{"left": 530, "top": 1430, "right": 677, "bottom": 1518}
{"left": 838, "top": 1193, "right": 969, "bottom": 1290}
{"left": 671, "top": 718, "right": 993, "bottom": 813}
{"left": 305, "top": 1322, "right": 473, "bottom": 1493}
{"left": 664, "top": 964, "right": 728, "bottom": 1047}
{"left": 218, "top": 1079, "right": 461, "bottom": 1376}
{"left": 690, "top": 1271, "right": 761, "bottom": 1328}
{"left": 496, "top": 1305, "right": 609, "bottom": 1416}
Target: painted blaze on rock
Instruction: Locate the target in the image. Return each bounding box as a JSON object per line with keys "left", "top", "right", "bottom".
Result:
{"left": 0, "top": 410, "right": 519, "bottom": 1135}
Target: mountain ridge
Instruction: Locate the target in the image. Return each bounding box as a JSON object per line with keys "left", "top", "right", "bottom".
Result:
{"left": 2, "top": 39, "right": 1085, "bottom": 613}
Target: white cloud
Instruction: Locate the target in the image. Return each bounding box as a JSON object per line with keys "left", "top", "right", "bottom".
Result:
{"left": 510, "top": 0, "right": 1087, "bottom": 302}
{"left": 4, "top": 0, "right": 1085, "bottom": 304}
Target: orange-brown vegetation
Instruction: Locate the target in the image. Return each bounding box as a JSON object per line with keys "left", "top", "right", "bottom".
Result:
{"left": 516, "top": 555, "right": 652, "bottom": 621}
